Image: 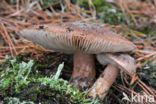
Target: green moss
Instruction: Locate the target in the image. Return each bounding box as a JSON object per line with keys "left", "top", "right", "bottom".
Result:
{"left": 92, "top": 0, "right": 106, "bottom": 7}
{"left": 138, "top": 28, "right": 156, "bottom": 36}
{"left": 0, "top": 55, "right": 102, "bottom": 104}
{"left": 77, "top": 0, "right": 130, "bottom": 25}
{"left": 43, "top": 0, "right": 59, "bottom": 6}
{"left": 138, "top": 60, "right": 156, "bottom": 89}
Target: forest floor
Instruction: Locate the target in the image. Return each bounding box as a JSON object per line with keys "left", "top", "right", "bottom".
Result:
{"left": 0, "top": 0, "right": 155, "bottom": 104}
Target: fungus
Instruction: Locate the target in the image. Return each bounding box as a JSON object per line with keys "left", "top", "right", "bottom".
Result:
{"left": 20, "top": 21, "right": 136, "bottom": 89}
{"left": 89, "top": 53, "right": 136, "bottom": 99}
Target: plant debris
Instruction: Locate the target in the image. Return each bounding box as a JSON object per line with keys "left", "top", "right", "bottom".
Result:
{"left": 0, "top": 0, "right": 155, "bottom": 103}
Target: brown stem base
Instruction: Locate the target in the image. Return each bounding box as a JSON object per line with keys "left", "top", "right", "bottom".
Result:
{"left": 88, "top": 64, "right": 119, "bottom": 99}
{"left": 70, "top": 52, "right": 95, "bottom": 90}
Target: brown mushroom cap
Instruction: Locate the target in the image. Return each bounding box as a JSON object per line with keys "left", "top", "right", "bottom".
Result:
{"left": 20, "top": 21, "right": 136, "bottom": 53}
{"left": 96, "top": 53, "right": 136, "bottom": 76}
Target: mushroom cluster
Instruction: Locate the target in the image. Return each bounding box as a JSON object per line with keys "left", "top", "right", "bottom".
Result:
{"left": 20, "top": 21, "right": 136, "bottom": 99}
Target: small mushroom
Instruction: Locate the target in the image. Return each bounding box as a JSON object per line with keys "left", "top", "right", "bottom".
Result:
{"left": 97, "top": 53, "right": 136, "bottom": 75}
{"left": 20, "top": 21, "right": 136, "bottom": 89}
{"left": 89, "top": 53, "right": 136, "bottom": 99}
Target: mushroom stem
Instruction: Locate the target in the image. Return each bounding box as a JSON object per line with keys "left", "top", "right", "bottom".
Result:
{"left": 88, "top": 64, "right": 119, "bottom": 99}
{"left": 70, "top": 51, "right": 95, "bottom": 89}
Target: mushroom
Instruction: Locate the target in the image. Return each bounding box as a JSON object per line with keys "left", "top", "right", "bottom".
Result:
{"left": 20, "top": 21, "right": 136, "bottom": 89}
{"left": 88, "top": 53, "right": 136, "bottom": 99}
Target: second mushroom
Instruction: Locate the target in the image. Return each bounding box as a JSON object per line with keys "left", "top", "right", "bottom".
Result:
{"left": 89, "top": 53, "right": 136, "bottom": 99}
